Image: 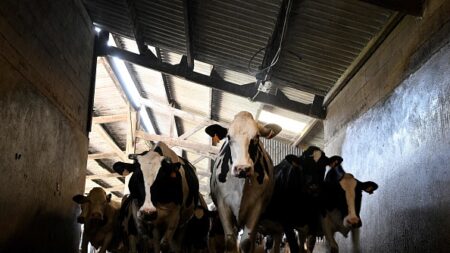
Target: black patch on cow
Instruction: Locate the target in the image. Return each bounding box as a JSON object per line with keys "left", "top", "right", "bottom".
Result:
{"left": 153, "top": 146, "right": 163, "bottom": 156}
{"left": 180, "top": 157, "right": 200, "bottom": 207}
{"left": 150, "top": 160, "right": 183, "bottom": 206}
{"left": 113, "top": 161, "right": 146, "bottom": 207}
{"left": 217, "top": 142, "right": 232, "bottom": 183}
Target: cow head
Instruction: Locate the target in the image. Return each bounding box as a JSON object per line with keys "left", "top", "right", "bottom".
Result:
{"left": 339, "top": 174, "right": 378, "bottom": 229}
{"left": 73, "top": 187, "right": 111, "bottom": 224}
{"left": 206, "top": 111, "right": 281, "bottom": 179}
{"left": 114, "top": 150, "right": 182, "bottom": 221}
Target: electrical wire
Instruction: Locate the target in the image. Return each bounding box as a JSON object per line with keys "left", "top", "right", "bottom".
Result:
{"left": 247, "top": 0, "right": 292, "bottom": 80}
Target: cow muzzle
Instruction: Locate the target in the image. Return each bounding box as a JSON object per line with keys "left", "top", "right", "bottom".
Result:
{"left": 344, "top": 215, "right": 361, "bottom": 228}
{"left": 139, "top": 206, "right": 158, "bottom": 221}
{"left": 233, "top": 165, "right": 252, "bottom": 178}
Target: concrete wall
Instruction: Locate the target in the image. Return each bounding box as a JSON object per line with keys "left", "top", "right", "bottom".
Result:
{"left": 324, "top": 0, "right": 450, "bottom": 252}
{"left": 0, "top": 0, "right": 93, "bottom": 252}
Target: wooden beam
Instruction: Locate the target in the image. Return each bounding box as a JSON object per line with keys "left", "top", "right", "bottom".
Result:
{"left": 360, "top": 0, "right": 424, "bottom": 16}
{"left": 102, "top": 46, "right": 326, "bottom": 119}
{"left": 191, "top": 156, "right": 206, "bottom": 165}
{"left": 125, "top": 0, "right": 157, "bottom": 59}
{"left": 92, "top": 114, "right": 128, "bottom": 124}
{"left": 85, "top": 184, "right": 125, "bottom": 193}
{"left": 178, "top": 120, "right": 209, "bottom": 140}
{"left": 140, "top": 97, "right": 228, "bottom": 127}
{"left": 135, "top": 131, "right": 219, "bottom": 158}
{"left": 126, "top": 108, "right": 138, "bottom": 156}
{"left": 92, "top": 123, "right": 127, "bottom": 162}
{"left": 87, "top": 173, "right": 123, "bottom": 180}
{"left": 88, "top": 152, "right": 117, "bottom": 160}
{"left": 291, "top": 119, "right": 319, "bottom": 147}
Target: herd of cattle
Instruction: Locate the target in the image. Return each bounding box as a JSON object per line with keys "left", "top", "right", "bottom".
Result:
{"left": 73, "top": 111, "right": 378, "bottom": 253}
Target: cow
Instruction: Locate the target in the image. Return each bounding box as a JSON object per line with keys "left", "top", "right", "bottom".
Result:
{"left": 261, "top": 148, "right": 378, "bottom": 253}
{"left": 205, "top": 111, "right": 281, "bottom": 253}
{"left": 112, "top": 141, "right": 200, "bottom": 253}
{"left": 72, "top": 187, "right": 123, "bottom": 253}
{"left": 317, "top": 173, "right": 378, "bottom": 253}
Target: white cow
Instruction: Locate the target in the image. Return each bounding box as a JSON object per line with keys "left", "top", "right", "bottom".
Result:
{"left": 206, "top": 111, "right": 281, "bottom": 253}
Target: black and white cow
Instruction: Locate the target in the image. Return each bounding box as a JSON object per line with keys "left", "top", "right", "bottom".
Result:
{"left": 262, "top": 148, "right": 378, "bottom": 253}
{"left": 113, "top": 142, "right": 200, "bottom": 253}
{"left": 318, "top": 173, "right": 378, "bottom": 253}
{"left": 205, "top": 111, "right": 281, "bottom": 253}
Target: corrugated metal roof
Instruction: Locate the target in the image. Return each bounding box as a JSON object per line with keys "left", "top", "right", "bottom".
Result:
{"left": 272, "top": 0, "right": 394, "bottom": 95}
{"left": 81, "top": 0, "right": 399, "bottom": 200}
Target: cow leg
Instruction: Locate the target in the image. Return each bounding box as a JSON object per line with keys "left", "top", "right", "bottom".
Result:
{"left": 269, "top": 232, "right": 282, "bottom": 253}
{"left": 217, "top": 202, "right": 237, "bottom": 252}
{"left": 306, "top": 236, "right": 316, "bottom": 253}
{"left": 128, "top": 235, "right": 138, "bottom": 253}
{"left": 166, "top": 215, "right": 182, "bottom": 252}
{"left": 285, "top": 228, "right": 300, "bottom": 253}
{"left": 351, "top": 228, "right": 361, "bottom": 253}
{"left": 240, "top": 206, "right": 263, "bottom": 253}
{"left": 152, "top": 229, "right": 162, "bottom": 253}
{"left": 80, "top": 229, "right": 89, "bottom": 253}
{"left": 321, "top": 217, "right": 338, "bottom": 253}
{"left": 98, "top": 232, "right": 113, "bottom": 253}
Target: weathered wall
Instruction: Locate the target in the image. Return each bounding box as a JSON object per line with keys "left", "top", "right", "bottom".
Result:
{"left": 0, "top": 0, "right": 93, "bottom": 252}
{"left": 324, "top": 0, "right": 450, "bottom": 252}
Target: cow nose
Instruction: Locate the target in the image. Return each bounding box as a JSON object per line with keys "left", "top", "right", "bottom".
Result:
{"left": 140, "top": 209, "right": 158, "bottom": 221}
{"left": 344, "top": 215, "right": 360, "bottom": 227}
{"left": 91, "top": 212, "right": 102, "bottom": 220}
{"left": 234, "top": 165, "right": 251, "bottom": 178}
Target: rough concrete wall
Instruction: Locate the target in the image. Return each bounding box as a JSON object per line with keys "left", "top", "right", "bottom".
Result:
{"left": 0, "top": 0, "right": 93, "bottom": 252}
{"left": 323, "top": 1, "right": 450, "bottom": 252}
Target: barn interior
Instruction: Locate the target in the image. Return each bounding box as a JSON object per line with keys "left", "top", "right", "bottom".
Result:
{"left": 0, "top": 0, "right": 449, "bottom": 252}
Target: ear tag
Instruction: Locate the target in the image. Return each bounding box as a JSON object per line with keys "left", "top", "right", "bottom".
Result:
{"left": 212, "top": 134, "right": 220, "bottom": 145}
{"left": 170, "top": 171, "right": 177, "bottom": 178}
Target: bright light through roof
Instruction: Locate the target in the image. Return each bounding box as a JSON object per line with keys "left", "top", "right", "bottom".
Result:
{"left": 258, "top": 110, "right": 306, "bottom": 133}
{"left": 107, "top": 35, "right": 155, "bottom": 134}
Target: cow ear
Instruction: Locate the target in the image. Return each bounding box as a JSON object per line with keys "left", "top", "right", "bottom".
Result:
{"left": 106, "top": 193, "right": 112, "bottom": 202}
{"left": 73, "top": 194, "right": 88, "bottom": 204}
{"left": 113, "top": 161, "right": 138, "bottom": 175}
{"left": 360, "top": 181, "right": 378, "bottom": 194}
{"left": 205, "top": 124, "right": 228, "bottom": 140}
{"left": 258, "top": 123, "right": 282, "bottom": 139}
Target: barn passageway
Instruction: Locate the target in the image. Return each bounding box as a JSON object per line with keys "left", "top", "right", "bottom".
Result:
{"left": 1, "top": 0, "right": 449, "bottom": 252}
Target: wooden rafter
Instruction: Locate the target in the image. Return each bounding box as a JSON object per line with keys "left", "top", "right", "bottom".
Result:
{"left": 88, "top": 152, "right": 117, "bottom": 160}
{"left": 92, "top": 123, "right": 127, "bottom": 162}
{"left": 92, "top": 114, "right": 128, "bottom": 124}
{"left": 135, "top": 131, "right": 219, "bottom": 158}
{"left": 87, "top": 173, "right": 123, "bottom": 180}
{"left": 141, "top": 97, "right": 228, "bottom": 128}
{"left": 126, "top": 107, "right": 138, "bottom": 156}
{"left": 291, "top": 119, "right": 319, "bottom": 147}
{"left": 360, "top": 0, "right": 424, "bottom": 16}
